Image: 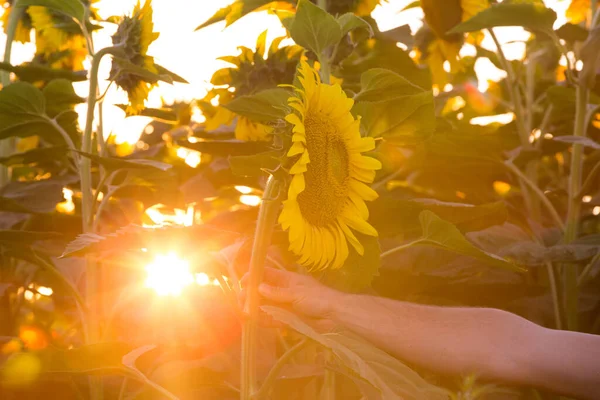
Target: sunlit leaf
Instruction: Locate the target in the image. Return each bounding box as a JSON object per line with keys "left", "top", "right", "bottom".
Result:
{"left": 115, "top": 104, "right": 178, "bottom": 122}
{"left": 449, "top": 2, "right": 557, "bottom": 34}
{"left": 370, "top": 199, "right": 508, "bottom": 237}
{"left": 229, "top": 151, "right": 282, "bottom": 177}
{"left": 0, "top": 146, "right": 68, "bottom": 167}
{"left": 61, "top": 224, "right": 239, "bottom": 258}
{"left": 43, "top": 79, "right": 85, "bottom": 117}
{"left": 417, "top": 211, "right": 524, "bottom": 272}
{"left": 73, "top": 150, "right": 173, "bottom": 171}
{"left": 261, "top": 306, "right": 448, "bottom": 400}
{"left": 0, "top": 180, "right": 64, "bottom": 214}
{"left": 19, "top": 0, "right": 86, "bottom": 26}
{"left": 154, "top": 64, "right": 189, "bottom": 84}
{"left": 177, "top": 138, "right": 271, "bottom": 157}
{"left": 338, "top": 13, "right": 373, "bottom": 37}
{"left": 354, "top": 68, "right": 435, "bottom": 143}
{"left": 0, "top": 62, "right": 87, "bottom": 82}
{"left": 316, "top": 233, "right": 380, "bottom": 292}
{"left": 223, "top": 88, "right": 290, "bottom": 123}
{"left": 289, "top": 0, "right": 342, "bottom": 56}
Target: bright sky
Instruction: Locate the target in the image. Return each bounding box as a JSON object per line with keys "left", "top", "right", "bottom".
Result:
{"left": 0, "top": 0, "right": 571, "bottom": 144}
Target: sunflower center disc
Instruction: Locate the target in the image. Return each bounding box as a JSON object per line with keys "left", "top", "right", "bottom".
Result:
{"left": 297, "top": 112, "right": 350, "bottom": 227}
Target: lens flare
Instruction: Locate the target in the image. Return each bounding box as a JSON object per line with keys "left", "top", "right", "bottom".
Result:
{"left": 145, "top": 253, "right": 194, "bottom": 296}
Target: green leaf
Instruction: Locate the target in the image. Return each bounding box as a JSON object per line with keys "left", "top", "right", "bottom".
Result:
{"left": 417, "top": 211, "right": 524, "bottom": 272}
{"left": 229, "top": 151, "right": 281, "bottom": 177}
{"left": 0, "top": 82, "right": 70, "bottom": 142}
{"left": 354, "top": 68, "right": 435, "bottom": 143}
{"left": 43, "top": 79, "right": 85, "bottom": 117}
{"left": 0, "top": 180, "right": 64, "bottom": 214}
{"left": 289, "top": 0, "right": 342, "bottom": 55}
{"left": 449, "top": 2, "right": 557, "bottom": 34}
{"left": 194, "top": 0, "right": 276, "bottom": 30}
{"left": 114, "top": 104, "right": 178, "bottom": 122}
{"left": 0, "top": 146, "right": 68, "bottom": 167}
{"left": 556, "top": 23, "right": 588, "bottom": 42}
{"left": 338, "top": 13, "right": 373, "bottom": 37}
{"left": 0, "top": 230, "right": 61, "bottom": 244}
{"left": 154, "top": 64, "right": 189, "bottom": 84}
{"left": 61, "top": 224, "right": 239, "bottom": 258}
{"left": 355, "top": 68, "right": 424, "bottom": 102}
{"left": 73, "top": 150, "right": 173, "bottom": 171}
{"left": 35, "top": 342, "right": 134, "bottom": 374}
{"left": 578, "top": 27, "right": 600, "bottom": 89}
{"left": 0, "top": 62, "right": 87, "bottom": 82}
{"left": 177, "top": 138, "right": 271, "bottom": 157}
{"left": 223, "top": 88, "right": 290, "bottom": 123}
{"left": 111, "top": 57, "right": 173, "bottom": 84}
{"left": 552, "top": 135, "right": 600, "bottom": 149}
{"left": 316, "top": 233, "right": 380, "bottom": 292}
{"left": 19, "top": 0, "right": 86, "bottom": 26}
{"left": 370, "top": 199, "right": 508, "bottom": 237}
{"left": 261, "top": 306, "right": 448, "bottom": 400}
{"left": 122, "top": 345, "right": 156, "bottom": 370}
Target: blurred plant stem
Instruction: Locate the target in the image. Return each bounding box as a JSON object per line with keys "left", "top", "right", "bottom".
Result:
{"left": 563, "top": 85, "right": 588, "bottom": 331}
{"left": 81, "top": 44, "right": 123, "bottom": 400}
{"left": 0, "top": 0, "right": 23, "bottom": 187}
{"left": 241, "top": 176, "right": 282, "bottom": 400}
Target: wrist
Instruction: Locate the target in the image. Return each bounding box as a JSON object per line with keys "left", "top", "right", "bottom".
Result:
{"left": 327, "top": 292, "right": 361, "bottom": 326}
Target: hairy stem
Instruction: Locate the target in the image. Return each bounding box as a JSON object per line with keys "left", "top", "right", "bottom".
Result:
{"left": 0, "top": 1, "right": 23, "bottom": 187}
{"left": 563, "top": 86, "right": 588, "bottom": 331}
{"left": 241, "top": 176, "right": 282, "bottom": 400}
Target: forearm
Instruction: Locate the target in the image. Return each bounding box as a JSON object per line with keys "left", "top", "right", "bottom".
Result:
{"left": 330, "top": 293, "right": 600, "bottom": 399}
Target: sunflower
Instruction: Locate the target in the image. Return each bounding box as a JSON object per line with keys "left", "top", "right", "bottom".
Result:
{"left": 109, "top": 0, "right": 159, "bottom": 114}
{"left": 28, "top": 6, "right": 88, "bottom": 70}
{"left": 566, "top": 0, "right": 594, "bottom": 23}
{"left": 279, "top": 61, "right": 381, "bottom": 270}
{"left": 1, "top": 2, "right": 32, "bottom": 43}
{"left": 419, "top": 0, "right": 488, "bottom": 86}
{"left": 199, "top": 32, "right": 302, "bottom": 141}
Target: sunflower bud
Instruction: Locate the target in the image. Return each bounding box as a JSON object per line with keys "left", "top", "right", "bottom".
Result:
{"left": 109, "top": 0, "right": 159, "bottom": 114}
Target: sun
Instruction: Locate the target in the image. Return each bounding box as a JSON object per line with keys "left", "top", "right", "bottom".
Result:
{"left": 144, "top": 253, "right": 195, "bottom": 296}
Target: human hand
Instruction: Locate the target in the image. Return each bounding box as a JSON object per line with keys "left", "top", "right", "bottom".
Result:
{"left": 240, "top": 268, "right": 345, "bottom": 327}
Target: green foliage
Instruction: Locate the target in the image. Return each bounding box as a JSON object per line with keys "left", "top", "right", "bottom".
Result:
{"left": 412, "top": 211, "right": 523, "bottom": 272}
{"left": 450, "top": 2, "right": 557, "bottom": 34}
{"left": 223, "top": 88, "right": 290, "bottom": 123}
{"left": 19, "top": 0, "right": 87, "bottom": 27}
{"left": 289, "top": 0, "right": 342, "bottom": 56}
{"left": 261, "top": 306, "right": 448, "bottom": 400}
{"left": 354, "top": 68, "right": 435, "bottom": 143}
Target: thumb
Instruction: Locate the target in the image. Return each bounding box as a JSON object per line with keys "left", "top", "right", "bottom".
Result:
{"left": 258, "top": 283, "right": 295, "bottom": 304}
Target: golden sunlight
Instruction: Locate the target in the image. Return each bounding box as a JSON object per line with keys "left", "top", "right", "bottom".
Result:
{"left": 144, "top": 204, "right": 195, "bottom": 227}
{"left": 144, "top": 252, "right": 195, "bottom": 296}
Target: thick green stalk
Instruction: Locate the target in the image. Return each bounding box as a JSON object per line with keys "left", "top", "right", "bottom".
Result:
{"left": 563, "top": 86, "right": 589, "bottom": 331}
{"left": 241, "top": 177, "right": 282, "bottom": 400}
{"left": 0, "top": 1, "right": 23, "bottom": 187}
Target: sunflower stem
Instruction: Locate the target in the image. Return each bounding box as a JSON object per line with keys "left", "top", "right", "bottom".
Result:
{"left": 0, "top": 0, "right": 23, "bottom": 188}
{"left": 563, "top": 85, "right": 589, "bottom": 331}
{"left": 241, "top": 176, "right": 282, "bottom": 400}
{"left": 81, "top": 45, "right": 123, "bottom": 400}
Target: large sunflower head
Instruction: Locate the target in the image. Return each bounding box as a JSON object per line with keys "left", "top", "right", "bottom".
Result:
{"left": 2, "top": 2, "right": 33, "bottom": 43}
{"left": 109, "top": 0, "right": 159, "bottom": 114}
{"left": 28, "top": 6, "right": 88, "bottom": 70}
{"left": 279, "top": 61, "right": 381, "bottom": 270}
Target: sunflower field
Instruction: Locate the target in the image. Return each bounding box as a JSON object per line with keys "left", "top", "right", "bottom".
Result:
{"left": 0, "top": 0, "right": 599, "bottom": 398}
